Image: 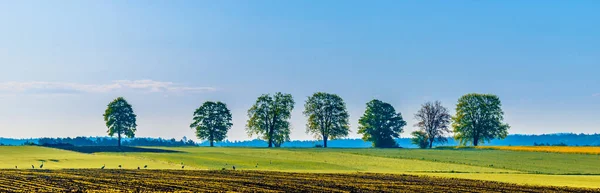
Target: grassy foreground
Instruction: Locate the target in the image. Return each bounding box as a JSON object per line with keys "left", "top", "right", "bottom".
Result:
{"left": 1, "top": 146, "right": 600, "bottom": 188}
{"left": 476, "top": 146, "right": 600, "bottom": 155}
{"left": 0, "top": 146, "right": 179, "bottom": 169}
{"left": 0, "top": 169, "right": 596, "bottom": 193}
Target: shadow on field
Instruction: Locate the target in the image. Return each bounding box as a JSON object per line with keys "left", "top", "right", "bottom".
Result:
{"left": 45, "top": 145, "right": 182, "bottom": 153}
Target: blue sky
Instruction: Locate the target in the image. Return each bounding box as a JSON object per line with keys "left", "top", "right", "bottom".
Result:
{"left": 0, "top": 1, "right": 598, "bottom": 141}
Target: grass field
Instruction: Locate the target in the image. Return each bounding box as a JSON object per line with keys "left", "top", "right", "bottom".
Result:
{"left": 323, "top": 148, "right": 600, "bottom": 174}
{"left": 0, "top": 146, "right": 179, "bottom": 169}
{"left": 0, "top": 170, "right": 595, "bottom": 193}
{"left": 1, "top": 146, "right": 600, "bottom": 189}
{"left": 476, "top": 146, "right": 600, "bottom": 155}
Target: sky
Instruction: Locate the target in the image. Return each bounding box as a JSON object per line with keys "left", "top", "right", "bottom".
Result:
{"left": 0, "top": 1, "right": 599, "bottom": 141}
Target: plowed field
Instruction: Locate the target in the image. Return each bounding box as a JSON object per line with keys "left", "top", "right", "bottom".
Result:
{"left": 0, "top": 169, "right": 596, "bottom": 193}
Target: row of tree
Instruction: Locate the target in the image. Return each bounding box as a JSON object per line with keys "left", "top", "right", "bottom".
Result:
{"left": 103, "top": 93, "right": 510, "bottom": 148}
{"left": 38, "top": 137, "right": 196, "bottom": 147}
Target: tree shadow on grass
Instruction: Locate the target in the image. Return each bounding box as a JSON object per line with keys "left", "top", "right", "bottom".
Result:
{"left": 45, "top": 145, "right": 182, "bottom": 154}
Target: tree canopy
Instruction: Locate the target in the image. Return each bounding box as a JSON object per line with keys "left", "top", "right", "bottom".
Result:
{"left": 103, "top": 97, "right": 137, "bottom": 147}
{"left": 410, "top": 131, "right": 429, "bottom": 149}
{"left": 190, "top": 101, "right": 233, "bottom": 147}
{"left": 452, "top": 93, "right": 510, "bottom": 146}
{"left": 414, "top": 101, "right": 451, "bottom": 148}
{"left": 303, "top": 92, "right": 350, "bottom": 148}
{"left": 246, "top": 92, "right": 295, "bottom": 147}
{"left": 358, "top": 99, "right": 406, "bottom": 148}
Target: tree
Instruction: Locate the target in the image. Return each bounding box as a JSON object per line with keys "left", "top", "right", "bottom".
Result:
{"left": 246, "top": 92, "right": 294, "bottom": 147}
{"left": 190, "top": 101, "right": 233, "bottom": 147}
{"left": 358, "top": 99, "right": 406, "bottom": 148}
{"left": 303, "top": 92, "right": 350, "bottom": 148}
{"left": 452, "top": 93, "right": 510, "bottom": 146}
{"left": 410, "top": 131, "right": 429, "bottom": 149}
{"left": 103, "top": 97, "right": 137, "bottom": 147}
{"left": 414, "top": 101, "right": 451, "bottom": 148}
{"left": 272, "top": 126, "right": 290, "bottom": 147}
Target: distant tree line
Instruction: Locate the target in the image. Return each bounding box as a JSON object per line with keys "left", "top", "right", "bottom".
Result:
{"left": 3, "top": 133, "right": 599, "bottom": 147}
{"left": 38, "top": 137, "right": 196, "bottom": 147}
{"left": 100, "top": 92, "right": 511, "bottom": 148}
{"left": 533, "top": 142, "right": 568, "bottom": 146}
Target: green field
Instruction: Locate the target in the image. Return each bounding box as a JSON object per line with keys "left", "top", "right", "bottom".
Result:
{"left": 2, "top": 146, "right": 599, "bottom": 188}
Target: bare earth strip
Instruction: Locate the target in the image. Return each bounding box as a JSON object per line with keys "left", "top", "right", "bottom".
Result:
{"left": 0, "top": 169, "right": 597, "bottom": 193}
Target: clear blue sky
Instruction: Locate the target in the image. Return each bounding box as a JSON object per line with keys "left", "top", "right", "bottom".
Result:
{"left": 0, "top": 1, "right": 598, "bottom": 141}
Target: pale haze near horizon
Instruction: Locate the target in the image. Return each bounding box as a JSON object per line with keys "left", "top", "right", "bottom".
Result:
{"left": 0, "top": 1, "right": 598, "bottom": 141}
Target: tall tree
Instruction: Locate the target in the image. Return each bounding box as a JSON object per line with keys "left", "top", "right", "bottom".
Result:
{"left": 358, "top": 99, "right": 406, "bottom": 148}
{"left": 303, "top": 92, "right": 350, "bottom": 148}
{"left": 246, "top": 92, "right": 294, "bottom": 147}
{"left": 410, "top": 131, "right": 429, "bottom": 149}
{"left": 452, "top": 93, "right": 510, "bottom": 146}
{"left": 103, "top": 97, "right": 137, "bottom": 147}
{"left": 190, "top": 101, "right": 233, "bottom": 147}
{"left": 414, "top": 101, "right": 451, "bottom": 148}
{"left": 272, "top": 125, "right": 290, "bottom": 147}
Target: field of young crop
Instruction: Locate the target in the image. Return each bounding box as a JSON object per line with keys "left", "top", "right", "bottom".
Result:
{"left": 0, "top": 146, "right": 180, "bottom": 169}
{"left": 327, "top": 148, "right": 600, "bottom": 174}
{"left": 476, "top": 146, "right": 600, "bottom": 155}
{"left": 0, "top": 169, "right": 596, "bottom": 193}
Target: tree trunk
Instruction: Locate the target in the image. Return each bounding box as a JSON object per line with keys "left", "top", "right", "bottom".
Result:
{"left": 117, "top": 133, "right": 121, "bottom": 147}
{"left": 210, "top": 132, "right": 214, "bottom": 147}
{"left": 429, "top": 140, "right": 433, "bottom": 149}
{"left": 323, "top": 135, "right": 328, "bottom": 148}
{"left": 473, "top": 137, "right": 479, "bottom": 146}
{"left": 268, "top": 127, "right": 273, "bottom": 148}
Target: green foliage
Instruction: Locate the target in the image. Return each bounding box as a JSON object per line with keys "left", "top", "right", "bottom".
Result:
{"left": 414, "top": 101, "right": 451, "bottom": 148}
{"left": 103, "top": 97, "right": 137, "bottom": 147}
{"left": 190, "top": 101, "right": 233, "bottom": 147}
{"left": 303, "top": 92, "right": 350, "bottom": 148}
{"left": 358, "top": 99, "right": 406, "bottom": 148}
{"left": 452, "top": 93, "right": 510, "bottom": 146}
{"left": 246, "top": 92, "right": 295, "bottom": 147}
{"left": 411, "top": 131, "right": 429, "bottom": 149}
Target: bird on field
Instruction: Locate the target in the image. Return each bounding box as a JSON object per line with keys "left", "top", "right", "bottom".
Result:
{"left": 137, "top": 166, "right": 140, "bottom": 170}
{"left": 255, "top": 163, "right": 258, "bottom": 168}
{"left": 101, "top": 164, "right": 105, "bottom": 169}
{"left": 118, "top": 165, "right": 122, "bottom": 169}
{"left": 15, "top": 166, "right": 17, "bottom": 169}
{"left": 144, "top": 165, "right": 148, "bottom": 169}
{"left": 232, "top": 165, "right": 236, "bottom": 170}
{"left": 40, "top": 162, "right": 44, "bottom": 169}
{"left": 31, "top": 165, "right": 34, "bottom": 169}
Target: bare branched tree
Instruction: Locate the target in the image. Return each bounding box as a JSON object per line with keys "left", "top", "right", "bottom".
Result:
{"left": 414, "top": 101, "right": 451, "bottom": 148}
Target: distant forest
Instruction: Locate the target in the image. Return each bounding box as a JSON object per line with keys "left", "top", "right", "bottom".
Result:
{"left": 1, "top": 133, "right": 599, "bottom": 148}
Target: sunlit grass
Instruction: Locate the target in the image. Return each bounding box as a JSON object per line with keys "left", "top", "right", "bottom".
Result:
{"left": 0, "top": 146, "right": 178, "bottom": 169}
{"left": 476, "top": 146, "right": 600, "bottom": 155}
